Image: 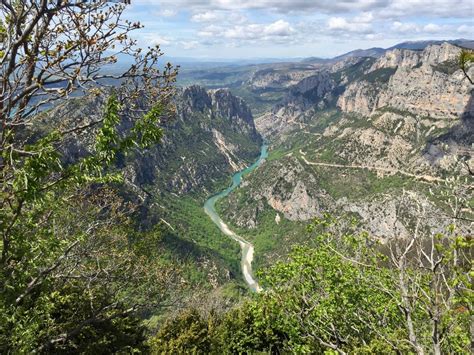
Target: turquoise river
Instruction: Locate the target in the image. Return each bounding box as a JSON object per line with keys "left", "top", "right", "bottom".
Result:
{"left": 204, "top": 144, "right": 268, "bottom": 292}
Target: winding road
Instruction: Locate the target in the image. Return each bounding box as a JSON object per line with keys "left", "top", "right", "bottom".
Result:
{"left": 299, "top": 150, "right": 445, "bottom": 183}
{"left": 204, "top": 145, "right": 268, "bottom": 292}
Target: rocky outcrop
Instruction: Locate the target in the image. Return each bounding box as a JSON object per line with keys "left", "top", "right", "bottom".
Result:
{"left": 212, "top": 129, "right": 247, "bottom": 172}
{"left": 220, "top": 152, "right": 465, "bottom": 241}
{"left": 337, "top": 80, "right": 379, "bottom": 117}
{"left": 221, "top": 156, "right": 332, "bottom": 227}
{"left": 369, "top": 43, "right": 462, "bottom": 71}
{"left": 210, "top": 89, "right": 254, "bottom": 128}
{"left": 329, "top": 56, "right": 366, "bottom": 73}
{"left": 368, "top": 48, "right": 421, "bottom": 71}
{"left": 261, "top": 158, "right": 324, "bottom": 221}
{"left": 256, "top": 71, "right": 336, "bottom": 137}
{"left": 337, "top": 43, "right": 473, "bottom": 119}
{"left": 182, "top": 85, "right": 213, "bottom": 113}
{"left": 377, "top": 67, "right": 469, "bottom": 118}
{"left": 337, "top": 192, "right": 459, "bottom": 239}
{"left": 285, "top": 72, "right": 335, "bottom": 106}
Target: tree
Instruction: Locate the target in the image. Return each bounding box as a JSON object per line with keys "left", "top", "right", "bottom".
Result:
{"left": 148, "top": 308, "right": 219, "bottom": 354}
{"left": 0, "top": 0, "right": 178, "bottom": 352}
{"left": 459, "top": 49, "right": 474, "bottom": 84}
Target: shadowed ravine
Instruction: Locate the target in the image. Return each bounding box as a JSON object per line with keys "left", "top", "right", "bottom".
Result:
{"left": 204, "top": 144, "right": 268, "bottom": 292}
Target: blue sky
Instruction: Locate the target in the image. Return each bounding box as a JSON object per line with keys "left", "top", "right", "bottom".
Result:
{"left": 124, "top": 0, "right": 474, "bottom": 59}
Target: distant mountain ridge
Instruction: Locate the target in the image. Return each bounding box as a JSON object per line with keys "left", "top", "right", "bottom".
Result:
{"left": 302, "top": 38, "right": 474, "bottom": 63}
{"left": 389, "top": 38, "right": 474, "bottom": 50}
{"left": 302, "top": 48, "right": 385, "bottom": 64}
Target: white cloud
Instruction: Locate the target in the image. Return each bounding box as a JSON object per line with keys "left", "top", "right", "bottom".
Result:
{"left": 391, "top": 21, "right": 420, "bottom": 33}
{"left": 326, "top": 11, "right": 375, "bottom": 35}
{"left": 228, "top": 12, "right": 248, "bottom": 25}
{"left": 263, "top": 20, "right": 294, "bottom": 36}
{"left": 143, "top": 34, "right": 173, "bottom": 46}
{"left": 161, "top": 9, "right": 177, "bottom": 17}
{"left": 391, "top": 21, "right": 454, "bottom": 35}
{"left": 198, "top": 19, "right": 295, "bottom": 41}
{"left": 136, "top": 0, "right": 389, "bottom": 13}
{"left": 134, "top": 0, "right": 472, "bottom": 19}
{"left": 354, "top": 12, "right": 374, "bottom": 23}
{"left": 224, "top": 25, "right": 258, "bottom": 39}
{"left": 191, "top": 11, "right": 219, "bottom": 22}
{"left": 197, "top": 31, "right": 214, "bottom": 37}
{"left": 191, "top": 10, "right": 247, "bottom": 25}
{"left": 128, "top": 0, "right": 473, "bottom": 58}
{"left": 328, "top": 17, "right": 349, "bottom": 30}
{"left": 365, "top": 33, "right": 384, "bottom": 40}
{"left": 328, "top": 16, "right": 372, "bottom": 33}
{"left": 384, "top": 0, "right": 473, "bottom": 18}
{"left": 457, "top": 24, "right": 474, "bottom": 33}
{"left": 423, "top": 23, "right": 441, "bottom": 33}
{"left": 225, "top": 20, "right": 294, "bottom": 39}
{"left": 198, "top": 25, "right": 224, "bottom": 37}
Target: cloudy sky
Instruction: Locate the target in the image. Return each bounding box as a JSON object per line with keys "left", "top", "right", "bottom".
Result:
{"left": 125, "top": 0, "right": 474, "bottom": 59}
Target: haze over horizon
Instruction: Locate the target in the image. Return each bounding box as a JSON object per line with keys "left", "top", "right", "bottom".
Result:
{"left": 126, "top": 0, "right": 474, "bottom": 59}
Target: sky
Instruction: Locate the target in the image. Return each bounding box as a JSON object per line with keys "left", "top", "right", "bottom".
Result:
{"left": 124, "top": 0, "right": 474, "bottom": 59}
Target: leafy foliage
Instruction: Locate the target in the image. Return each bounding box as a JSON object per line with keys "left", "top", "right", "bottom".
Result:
{"left": 149, "top": 309, "right": 219, "bottom": 354}
{"left": 458, "top": 49, "right": 474, "bottom": 84}
{"left": 0, "top": 1, "right": 180, "bottom": 351}
{"left": 0, "top": 93, "right": 175, "bottom": 352}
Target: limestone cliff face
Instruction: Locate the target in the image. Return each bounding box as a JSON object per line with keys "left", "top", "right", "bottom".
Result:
{"left": 259, "top": 158, "right": 325, "bottom": 222}
{"left": 126, "top": 86, "right": 262, "bottom": 196}
{"left": 276, "top": 71, "right": 336, "bottom": 116}
{"left": 377, "top": 67, "right": 469, "bottom": 118}
{"left": 181, "top": 86, "right": 257, "bottom": 134}
{"left": 369, "top": 43, "right": 461, "bottom": 71}
{"left": 337, "top": 43, "right": 473, "bottom": 119}
{"left": 330, "top": 56, "right": 365, "bottom": 73}
{"left": 256, "top": 71, "right": 336, "bottom": 137}
{"left": 182, "top": 85, "right": 212, "bottom": 113}
{"left": 321, "top": 43, "right": 473, "bottom": 176}
{"left": 210, "top": 89, "right": 254, "bottom": 130}
{"left": 286, "top": 72, "right": 336, "bottom": 104}
{"left": 368, "top": 48, "right": 420, "bottom": 71}
{"left": 337, "top": 80, "right": 378, "bottom": 117}
{"left": 221, "top": 156, "right": 332, "bottom": 228}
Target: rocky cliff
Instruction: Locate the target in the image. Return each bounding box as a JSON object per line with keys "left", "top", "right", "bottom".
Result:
{"left": 126, "top": 85, "right": 262, "bottom": 197}
{"left": 256, "top": 71, "right": 336, "bottom": 137}
{"left": 215, "top": 42, "right": 473, "bottom": 271}
{"left": 255, "top": 43, "right": 472, "bottom": 175}
{"left": 338, "top": 43, "right": 473, "bottom": 119}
